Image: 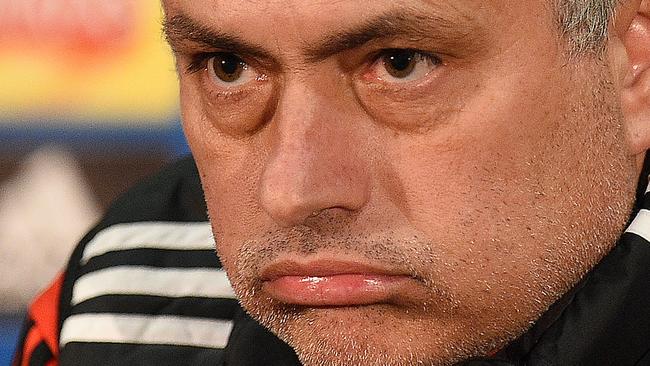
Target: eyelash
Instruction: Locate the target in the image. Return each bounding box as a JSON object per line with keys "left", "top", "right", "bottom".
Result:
{"left": 371, "top": 48, "right": 440, "bottom": 64}
{"left": 185, "top": 52, "right": 220, "bottom": 74}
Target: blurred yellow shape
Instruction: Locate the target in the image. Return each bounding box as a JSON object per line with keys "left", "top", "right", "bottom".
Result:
{"left": 0, "top": 0, "right": 179, "bottom": 126}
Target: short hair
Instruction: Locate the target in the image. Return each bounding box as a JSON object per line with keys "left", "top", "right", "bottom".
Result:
{"left": 557, "top": 0, "right": 619, "bottom": 55}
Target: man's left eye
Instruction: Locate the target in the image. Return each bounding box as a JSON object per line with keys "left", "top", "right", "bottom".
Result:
{"left": 373, "top": 49, "right": 441, "bottom": 83}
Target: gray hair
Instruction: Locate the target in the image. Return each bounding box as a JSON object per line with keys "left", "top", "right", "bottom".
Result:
{"left": 557, "top": 0, "right": 619, "bottom": 55}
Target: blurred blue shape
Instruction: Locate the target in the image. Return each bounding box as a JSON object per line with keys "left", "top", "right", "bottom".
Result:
{"left": 168, "top": 120, "right": 192, "bottom": 157}
{"left": 0, "top": 119, "right": 191, "bottom": 158}
{"left": 0, "top": 314, "right": 23, "bottom": 366}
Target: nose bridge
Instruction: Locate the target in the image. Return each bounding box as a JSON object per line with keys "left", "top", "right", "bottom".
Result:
{"left": 259, "top": 81, "right": 369, "bottom": 227}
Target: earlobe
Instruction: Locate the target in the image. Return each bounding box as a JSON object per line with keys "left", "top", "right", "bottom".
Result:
{"left": 621, "top": 1, "right": 650, "bottom": 161}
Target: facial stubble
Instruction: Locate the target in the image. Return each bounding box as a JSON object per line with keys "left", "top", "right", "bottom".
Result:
{"left": 230, "top": 229, "right": 480, "bottom": 366}
{"left": 213, "top": 62, "right": 638, "bottom": 366}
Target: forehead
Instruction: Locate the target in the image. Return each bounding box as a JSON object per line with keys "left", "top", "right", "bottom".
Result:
{"left": 161, "top": 0, "right": 551, "bottom": 50}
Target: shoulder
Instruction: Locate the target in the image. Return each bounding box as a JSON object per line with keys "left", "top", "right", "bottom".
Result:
{"left": 100, "top": 155, "right": 207, "bottom": 225}
{"left": 56, "top": 156, "right": 238, "bottom": 366}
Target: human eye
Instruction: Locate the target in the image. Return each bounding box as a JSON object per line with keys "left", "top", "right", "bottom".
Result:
{"left": 186, "top": 52, "right": 265, "bottom": 89}
{"left": 352, "top": 47, "right": 452, "bottom": 131}
{"left": 182, "top": 50, "right": 274, "bottom": 136}
{"left": 369, "top": 49, "right": 442, "bottom": 84}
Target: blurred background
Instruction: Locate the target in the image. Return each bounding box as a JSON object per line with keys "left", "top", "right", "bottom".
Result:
{"left": 0, "top": 0, "right": 188, "bottom": 363}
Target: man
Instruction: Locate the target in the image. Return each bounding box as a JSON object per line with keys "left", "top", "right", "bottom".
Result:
{"left": 13, "top": 0, "right": 650, "bottom": 365}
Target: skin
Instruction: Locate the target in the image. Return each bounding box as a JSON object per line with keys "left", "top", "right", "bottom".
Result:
{"left": 162, "top": 0, "right": 650, "bottom": 365}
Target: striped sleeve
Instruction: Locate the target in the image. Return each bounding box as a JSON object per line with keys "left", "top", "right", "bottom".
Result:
{"left": 625, "top": 208, "right": 650, "bottom": 240}
{"left": 57, "top": 221, "right": 239, "bottom": 366}
{"left": 13, "top": 273, "right": 63, "bottom": 366}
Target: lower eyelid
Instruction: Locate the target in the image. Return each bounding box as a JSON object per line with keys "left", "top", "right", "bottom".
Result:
{"left": 206, "top": 66, "right": 257, "bottom": 88}
{"left": 202, "top": 84, "right": 255, "bottom": 104}
{"left": 359, "top": 67, "right": 444, "bottom": 94}
{"left": 199, "top": 71, "right": 270, "bottom": 101}
{"left": 366, "top": 67, "right": 438, "bottom": 86}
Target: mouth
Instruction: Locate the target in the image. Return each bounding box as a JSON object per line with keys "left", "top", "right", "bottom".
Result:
{"left": 259, "top": 258, "right": 414, "bottom": 307}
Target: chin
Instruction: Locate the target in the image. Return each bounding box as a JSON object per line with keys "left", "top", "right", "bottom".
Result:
{"left": 247, "top": 303, "right": 501, "bottom": 366}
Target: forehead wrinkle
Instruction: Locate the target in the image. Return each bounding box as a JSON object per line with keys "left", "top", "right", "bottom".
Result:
{"left": 302, "top": 5, "right": 488, "bottom": 63}
{"left": 162, "top": 13, "right": 277, "bottom": 61}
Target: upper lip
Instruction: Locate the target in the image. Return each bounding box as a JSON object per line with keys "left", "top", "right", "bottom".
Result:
{"left": 259, "top": 257, "right": 407, "bottom": 281}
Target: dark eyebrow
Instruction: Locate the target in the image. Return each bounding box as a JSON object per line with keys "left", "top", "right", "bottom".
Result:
{"left": 303, "top": 9, "right": 480, "bottom": 62}
{"left": 163, "top": 14, "right": 276, "bottom": 61}
{"left": 163, "top": 8, "right": 484, "bottom": 64}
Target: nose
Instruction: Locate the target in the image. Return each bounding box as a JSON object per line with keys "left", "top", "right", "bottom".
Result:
{"left": 259, "top": 84, "right": 370, "bottom": 227}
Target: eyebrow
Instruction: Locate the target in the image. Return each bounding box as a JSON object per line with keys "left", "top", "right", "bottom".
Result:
{"left": 163, "top": 7, "right": 484, "bottom": 64}
{"left": 163, "top": 14, "right": 276, "bottom": 61}
{"left": 304, "top": 9, "right": 482, "bottom": 62}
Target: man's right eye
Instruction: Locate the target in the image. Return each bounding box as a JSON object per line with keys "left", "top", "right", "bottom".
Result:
{"left": 206, "top": 53, "right": 258, "bottom": 87}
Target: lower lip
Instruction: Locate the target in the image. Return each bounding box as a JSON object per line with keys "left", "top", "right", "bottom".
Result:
{"left": 262, "top": 274, "right": 410, "bottom": 306}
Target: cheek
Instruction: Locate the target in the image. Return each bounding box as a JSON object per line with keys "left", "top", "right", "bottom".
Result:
{"left": 354, "top": 67, "right": 470, "bottom": 132}
{"left": 179, "top": 74, "right": 276, "bottom": 137}
{"left": 199, "top": 158, "right": 266, "bottom": 270}
{"left": 385, "top": 67, "right": 634, "bottom": 303}
{"left": 180, "top": 82, "right": 271, "bottom": 263}
{"left": 385, "top": 72, "right": 565, "bottom": 241}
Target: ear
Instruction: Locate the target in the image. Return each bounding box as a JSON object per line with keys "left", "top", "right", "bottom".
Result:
{"left": 619, "top": 1, "right": 650, "bottom": 167}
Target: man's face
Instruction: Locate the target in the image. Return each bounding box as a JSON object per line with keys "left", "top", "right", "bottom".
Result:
{"left": 163, "top": 0, "right": 639, "bottom": 364}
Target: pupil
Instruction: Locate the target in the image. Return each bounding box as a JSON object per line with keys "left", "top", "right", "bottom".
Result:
{"left": 389, "top": 51, "right": 414, "bottom": 71}
{"left": 220, "top": 55, "right": 240, "bottom": 75}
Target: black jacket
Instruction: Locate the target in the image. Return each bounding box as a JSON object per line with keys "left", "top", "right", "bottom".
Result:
{"left": 14, "top": 156, "right": 650, "bottom": 366}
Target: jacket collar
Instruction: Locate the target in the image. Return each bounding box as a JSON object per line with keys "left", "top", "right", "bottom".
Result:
{"left": 494, "top": 195, "right": 650, "bottom": 365}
